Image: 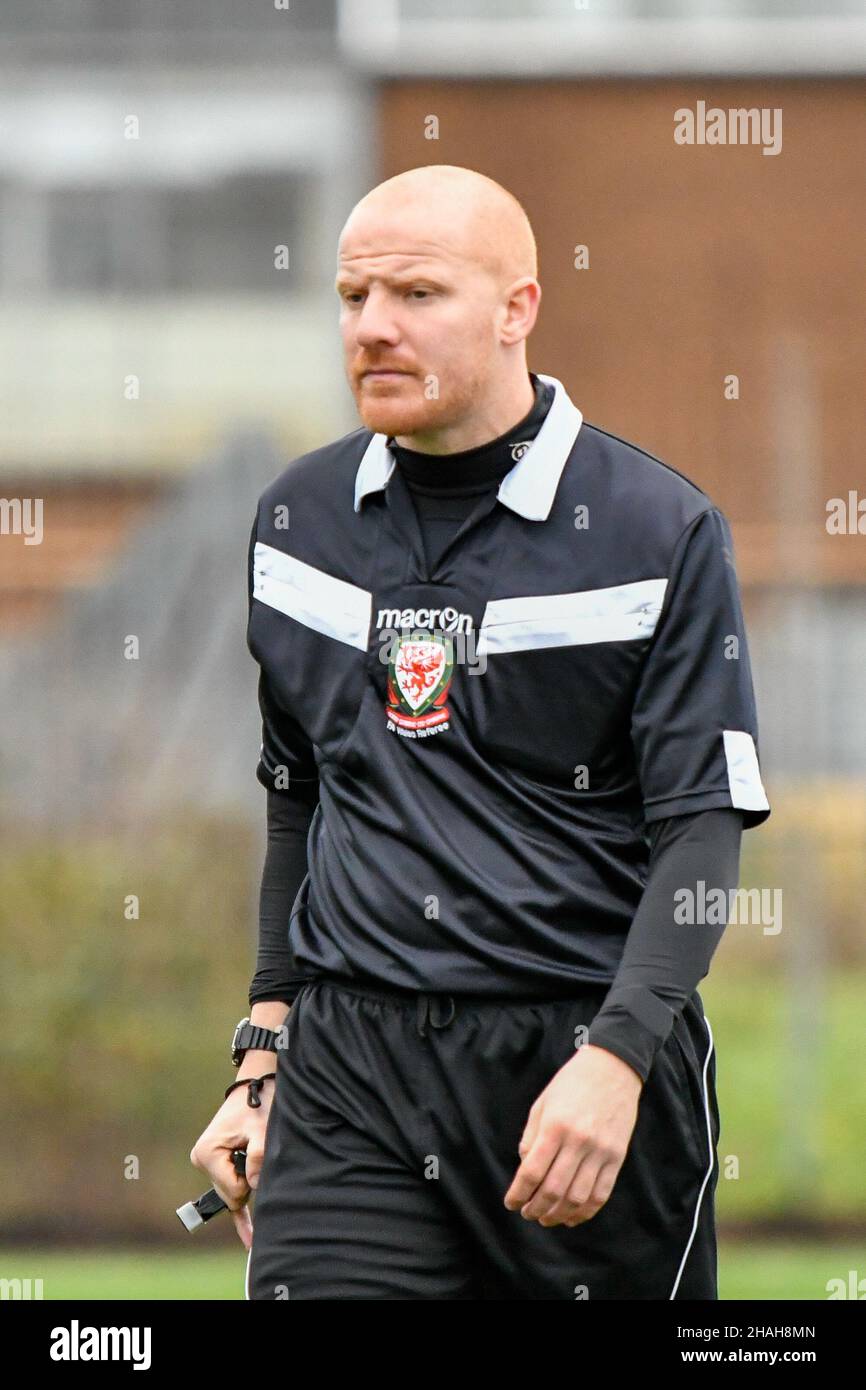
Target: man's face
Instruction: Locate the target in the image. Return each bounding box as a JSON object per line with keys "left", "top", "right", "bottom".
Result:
{"left": 335, "top": 206, "right": 502, "bottom": 441}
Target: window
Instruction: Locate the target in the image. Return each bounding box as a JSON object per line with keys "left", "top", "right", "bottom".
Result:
{"left": 35, "top": 171, "right": 311, "bottom": 295}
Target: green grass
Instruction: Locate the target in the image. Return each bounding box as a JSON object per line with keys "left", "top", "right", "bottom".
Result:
{"left": 719, "top": 1243, "right": 865, "bottom": 1301}
{"left": 0, "top": 1250, "right": 246, "bottom": 1301}
{"left": 702, "top": 969, "right": 866, "bottom": 1218}
{"left": 1, "top": 1243, "right": 862, "bottom": 1300}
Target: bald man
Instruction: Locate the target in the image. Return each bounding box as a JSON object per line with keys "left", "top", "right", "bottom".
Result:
{"left": 191, "top": 165, "right": 770, "bottom": 1300}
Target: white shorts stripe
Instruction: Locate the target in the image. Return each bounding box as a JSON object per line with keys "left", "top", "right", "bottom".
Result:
{"left": 668, "top": 1013, "right": 716, "bottom": 1300}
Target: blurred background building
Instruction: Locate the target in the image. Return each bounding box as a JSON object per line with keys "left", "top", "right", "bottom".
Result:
{"left": 1, "top": 1, "right": 864, "bottom": 1285}
{"left": 1, "top": 0, "right": 864, "bottom": 821}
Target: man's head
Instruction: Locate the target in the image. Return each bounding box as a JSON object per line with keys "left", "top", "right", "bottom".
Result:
{"left": 335, "top": 165, "right": 540, "bottom": 448}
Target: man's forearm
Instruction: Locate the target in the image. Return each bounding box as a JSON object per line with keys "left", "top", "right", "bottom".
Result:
{"left": 250, "top": 999, "right": 292, "bottom": 1030}
{"left": 238, "top": 787, "right": 319, "bottom": 1081}
{"left": 588, "top": 807, "right": 743, "bottom": 1083}
{"left": 248, "top": 787, "right": 318, "bottom": 1007}
{"left": 234, "top": 999, "right": 292, "bottom": 1081}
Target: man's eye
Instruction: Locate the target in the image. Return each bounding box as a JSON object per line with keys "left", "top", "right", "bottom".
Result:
{"left": 407, "top": 288, "right": 431, "bottom": 299}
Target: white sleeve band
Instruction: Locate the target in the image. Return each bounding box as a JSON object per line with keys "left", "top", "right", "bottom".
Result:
{"left": 723, "top": 730, "right": 770, "bottom": 813}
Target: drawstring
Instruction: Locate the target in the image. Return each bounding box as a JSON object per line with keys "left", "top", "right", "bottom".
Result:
{"left": 416, "top": 993, "right": 456, "bottom": 1038}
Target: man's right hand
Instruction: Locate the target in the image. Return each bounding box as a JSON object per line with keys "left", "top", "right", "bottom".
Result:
{"left": 189, "top": 1038, "right": 283, "bottom": 1250}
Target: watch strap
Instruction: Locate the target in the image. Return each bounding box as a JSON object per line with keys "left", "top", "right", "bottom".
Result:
{"left": 232, "top": 1020, "right": 280, "bottom": 1065}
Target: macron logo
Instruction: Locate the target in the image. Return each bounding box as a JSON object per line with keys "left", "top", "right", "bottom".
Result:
{"left": 50, "top": 1320, "right": 152, "bottom": 1371}
{"left": 376, "top": 605, "right": 473, "bottom": 634}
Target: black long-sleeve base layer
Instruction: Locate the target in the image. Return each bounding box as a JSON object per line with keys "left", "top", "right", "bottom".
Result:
{"left": 249, "top": 785, "right": 742, "bottom": 1084}
{"left": 248, "top": 787, "right": 318, "bottom": 1009}
{"left": 586, "top": 807, "right": 742, "bottom": 1081}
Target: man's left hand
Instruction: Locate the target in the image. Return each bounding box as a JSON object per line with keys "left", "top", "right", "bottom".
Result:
{"left": 503, "top": 1044, "right": 644, "bottom": 1228}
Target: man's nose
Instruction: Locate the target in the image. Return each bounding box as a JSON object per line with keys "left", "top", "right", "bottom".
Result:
{"left": 353, "top": 292, "right": 401, "bottom": 347}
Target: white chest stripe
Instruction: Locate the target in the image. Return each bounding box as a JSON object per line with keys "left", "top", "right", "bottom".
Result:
{"left": 252, "top": 542, "right": 372, "bottom": 651}
{"left": 476, "top": 578, "right": 669, "bottom": 656}
{"left": 253, "top": 548, "right": 667, "bottom": 657}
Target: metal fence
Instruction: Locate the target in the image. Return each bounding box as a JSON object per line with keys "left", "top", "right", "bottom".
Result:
{"left": 0, "top": 429, "right": 286, "bottom": 831}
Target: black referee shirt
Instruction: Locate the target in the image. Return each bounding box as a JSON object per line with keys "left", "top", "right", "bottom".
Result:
{"left": 246, "top": 372, "right": 770, "bottom": 999}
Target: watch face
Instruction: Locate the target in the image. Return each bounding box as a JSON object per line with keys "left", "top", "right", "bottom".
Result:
{"left": 231, "top": 1017, "right": 250, "bottom": 1063}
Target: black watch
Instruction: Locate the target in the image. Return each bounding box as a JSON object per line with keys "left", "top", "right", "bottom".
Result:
{"left": 230, "top": 1016, "right": 281, "bottom": 1068}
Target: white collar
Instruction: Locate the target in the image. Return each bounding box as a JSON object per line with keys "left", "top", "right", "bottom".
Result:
{"left": 352, "top": 373, "right": 583, "bottom": 522}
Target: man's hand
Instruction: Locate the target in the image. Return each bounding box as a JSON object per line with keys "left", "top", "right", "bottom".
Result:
{"left": 189, "top": 1074, "right": 276, "bottom": 1250}
{"left": 503, "top": 1044, "right": 643, "bottom": 1229}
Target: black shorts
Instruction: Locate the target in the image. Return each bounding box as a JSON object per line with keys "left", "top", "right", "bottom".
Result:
{"left": 246, "top": 977, "right": 720, "bottom": 1300}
